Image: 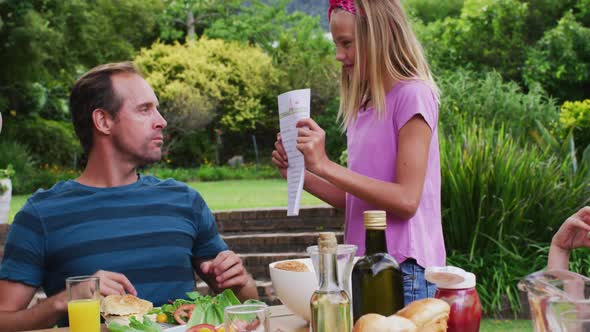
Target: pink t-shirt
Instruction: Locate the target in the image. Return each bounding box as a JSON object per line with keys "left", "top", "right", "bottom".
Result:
{"left": 344, "top": 80, "right": 445, "bottom": 268}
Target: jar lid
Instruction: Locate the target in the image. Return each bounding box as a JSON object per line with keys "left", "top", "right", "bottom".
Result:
{"left": 425, "top": 266, "right": 476, "bottom": 289}
{"left": 363, "top": 210, "right": 386, "bottom": 230}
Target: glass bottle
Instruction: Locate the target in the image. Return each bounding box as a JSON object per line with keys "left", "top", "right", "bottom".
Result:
{"left": 351, "top": 210, "right": 404, "bottom": 322}
{"left": 310, "top": 232, "right": 352, "bottom": 332}
{"left": 427, "top": 266, "right": 482, "bottom": 332}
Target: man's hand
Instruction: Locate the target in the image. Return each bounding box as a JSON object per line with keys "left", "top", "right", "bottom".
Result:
{"left": 198, "top": 251, "right": 258, "bottom": 301}
{"left": 199, "top": 251, "right": 249, "bottom": 290}
{"left": 92, "top": 270, "right": 137, "bottom": 296}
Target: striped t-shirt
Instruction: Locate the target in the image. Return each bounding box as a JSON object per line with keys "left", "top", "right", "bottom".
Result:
{"left": 0, "top": 175, "right": 227, "bottom": 307}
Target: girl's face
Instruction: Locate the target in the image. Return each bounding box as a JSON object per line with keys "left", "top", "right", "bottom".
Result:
{"left": 330, "top": 10, "right": 356, "bottom": 77}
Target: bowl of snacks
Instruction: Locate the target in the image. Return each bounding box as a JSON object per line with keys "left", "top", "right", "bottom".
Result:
{"left": 269, "top": 258, "right": 317, "bottom": 321}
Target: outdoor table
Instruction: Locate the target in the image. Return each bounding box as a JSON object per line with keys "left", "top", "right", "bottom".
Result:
{"left": 25, "top": 305, "right": 309, "bottom": 332}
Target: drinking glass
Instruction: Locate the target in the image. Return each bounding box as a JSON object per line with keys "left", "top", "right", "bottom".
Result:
{"left": 224, "top": 304, "right": 270, "bottom": 332}
{"left": 66, "top": 276, "right": 101, "bottom": 332}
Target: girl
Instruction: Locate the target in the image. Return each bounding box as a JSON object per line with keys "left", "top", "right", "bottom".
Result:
{"left": 272, "top": 0, "right": 444, "bottom": 304}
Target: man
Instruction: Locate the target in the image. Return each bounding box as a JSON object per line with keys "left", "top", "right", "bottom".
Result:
{"left": 0, "top": 62, "right": 258, "bottom": 331}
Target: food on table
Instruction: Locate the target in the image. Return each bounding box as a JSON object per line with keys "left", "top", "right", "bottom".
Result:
{"left": 396, "top": 298, "right": 450, "bottom": 332}
{"left": 107, "top": 316, "right": 162, "bottom": 332}
{"left": 101, "top": 294, "right": 154, "bottom": 326}
{"left": 174, "top": 304, "right": 196, "bottom": 324}
{"left": 352, "top": 313, "right": 416, "bottom": 332}
{"left": 186, "top": 323, "right": 216, "bottom": 332}
{"left": 274, "top": 260, "right": 310, "bottom": 272}
{"left": 147, "top": 289, "right": 265, "bottom": 328}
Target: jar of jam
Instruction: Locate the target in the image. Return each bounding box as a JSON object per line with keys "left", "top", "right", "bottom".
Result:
{"left": 426, "top": 266, "right": 482, "bottom": 332}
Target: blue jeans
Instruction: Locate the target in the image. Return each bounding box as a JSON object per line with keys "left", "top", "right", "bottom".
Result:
{"left": 400, "top": 258, "right": 437, "bottom": 305}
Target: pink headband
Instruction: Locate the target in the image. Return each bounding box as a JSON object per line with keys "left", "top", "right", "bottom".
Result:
{"left": 328, "top": 0, "right": 357, "bottom": 21}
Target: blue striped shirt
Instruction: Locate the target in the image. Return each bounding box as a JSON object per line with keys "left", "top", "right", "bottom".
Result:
{"left": 0, "top": 175, "right": 227, "bottom": 308}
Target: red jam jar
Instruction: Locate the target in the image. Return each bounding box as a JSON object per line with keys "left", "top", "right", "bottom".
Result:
{"left": 426, "top": 266, "right": 482, "bottom": 332}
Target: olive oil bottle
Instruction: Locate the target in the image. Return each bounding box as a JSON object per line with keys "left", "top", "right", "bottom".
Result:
{"left": 351, "top": 210, "right": 404, "bottom": 322}
{"left": 310, "top": 232, "right": 352, "bottom": 332}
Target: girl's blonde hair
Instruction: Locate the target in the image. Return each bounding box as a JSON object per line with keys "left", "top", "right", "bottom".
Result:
{"left": 338, "top": 0, "right": 439, "bottom": 129}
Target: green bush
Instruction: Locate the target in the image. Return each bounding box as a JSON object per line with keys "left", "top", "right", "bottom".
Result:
{"left": 419, "top": 0, "right": 529, "bottom": 82}
{"left": 441, "top": 117, "right": 590, "bottom": 315}
{"left": 404, "top": 0, "right": 464, "bottom": 23}
{"left": 559, "top": 99, "right": 590, "bottom": 154}
{"left": 438, "top": 69, "right": 559, "bottom": 141}
{"left": 524, "top": 12, "right": 590, "bottom": 102}
{"left": 3, "top": 117, "right": 81, "bottom": 167}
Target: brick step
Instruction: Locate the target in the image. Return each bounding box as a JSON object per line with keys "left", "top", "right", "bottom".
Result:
{"left": 240, "top": 253, "right": 309, "bottom": 281}
{"left": 214, "top": 206, "right": 344, "bottom": 235}
{"left": 223, "top": 232, "right": 344, "bottom": 253}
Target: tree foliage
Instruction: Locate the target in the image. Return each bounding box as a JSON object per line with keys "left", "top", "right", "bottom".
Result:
{"left": 524, "top": 12, "right": 590, "bottom": 101}
{"left": 135, "top": 37, "right": 280, "bottom": 135}
{"left": 0, "top": 0, "right": 163, "bottom": 120}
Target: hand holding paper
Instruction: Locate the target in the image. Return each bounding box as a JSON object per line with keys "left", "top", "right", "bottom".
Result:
{"left": 277, "top": 89, "right": 311, "bottom": 216}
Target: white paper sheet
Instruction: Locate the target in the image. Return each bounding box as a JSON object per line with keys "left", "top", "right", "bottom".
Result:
{"left": 278, "top": 89, "right": 311, "bottom": 216}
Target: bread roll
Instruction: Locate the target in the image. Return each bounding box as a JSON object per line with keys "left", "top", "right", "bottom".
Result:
{"left": 353, "top": 313, "right": 417, "bottom": 332}
{"left": 396, "top": 298, "right": 450, "bottom": 332}
{"left": 101, "top": 294, "right": 154, "bottom": 326}
{"left": 102, "top": 294, "right": 153, "bottom": 316}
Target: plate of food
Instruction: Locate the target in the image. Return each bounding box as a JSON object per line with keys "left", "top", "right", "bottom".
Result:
{"left": 102, "top": 290, "right": 263, "bottom": 332}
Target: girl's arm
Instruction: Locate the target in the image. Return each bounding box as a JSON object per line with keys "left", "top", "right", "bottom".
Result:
{"left": 547, "top": 207, "right": 590, "bottom": 270}
{"left": 296, "top": 116, "right": 432, "bottom": 219}
{"left": 272, "top": 133, "right": 346, "bottom": 209}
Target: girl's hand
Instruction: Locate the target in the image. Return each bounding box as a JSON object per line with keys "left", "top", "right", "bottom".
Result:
{"left": 271, "top": 132, "right": 288, "bottom": 179}
{"left": 552, "top": 206, "right": 590, "bottom": 251}
{"left": 296, "top": 118, "right": 330, "bottom": 176}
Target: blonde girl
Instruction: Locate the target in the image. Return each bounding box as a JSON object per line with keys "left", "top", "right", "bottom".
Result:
{"left": 272, "top": 0, "right": 444, "bottom": 304}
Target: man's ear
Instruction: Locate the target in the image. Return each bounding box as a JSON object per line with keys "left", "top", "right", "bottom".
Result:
{"left": 92, "top": 108, "right": 114, "bottom": 135}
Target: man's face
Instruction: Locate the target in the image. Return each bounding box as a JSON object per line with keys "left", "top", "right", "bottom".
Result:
{"left": 109, "top": 73, "right": 167, "bottom": 167}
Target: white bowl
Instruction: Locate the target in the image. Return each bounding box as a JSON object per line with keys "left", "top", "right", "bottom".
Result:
{"left": 269, "top": 258, "right": 318, "bottom": 321}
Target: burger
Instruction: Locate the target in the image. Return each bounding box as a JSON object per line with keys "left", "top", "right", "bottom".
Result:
{"left": 101, "top": 294, "right": 154, "bottom": 326}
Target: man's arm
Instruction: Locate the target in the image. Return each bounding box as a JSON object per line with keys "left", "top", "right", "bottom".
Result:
{"left": 193, "top": 251, "right": 259, "bottom": 302}
{"left": 0, "top": 280, "right": 68, "bottom": 332}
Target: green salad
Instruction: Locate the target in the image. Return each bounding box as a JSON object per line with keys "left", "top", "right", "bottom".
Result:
{"left": 107, "top": 289, "right": 264, "bottom": 332}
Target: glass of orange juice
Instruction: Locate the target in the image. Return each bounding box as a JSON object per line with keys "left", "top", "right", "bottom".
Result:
{"left": 66, "top": 276, "right": 101, "bottom": 332}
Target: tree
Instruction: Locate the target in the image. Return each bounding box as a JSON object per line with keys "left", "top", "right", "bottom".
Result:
{"left": 524, "top": 12, "right": 590, "bottom": 101}
{"left": 134, "top": 37, "right": 280, "bottom": 141}
{"left": 0, "top": 0, "right": 163, "bottom": 120}
{"left": 157, "top": 0, "right": 242, "bottom": 42}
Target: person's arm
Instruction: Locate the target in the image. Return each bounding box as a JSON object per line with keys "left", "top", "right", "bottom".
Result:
{"left": 547, "top": 206, "right": 590, "bottom": 270}
{"left": 272, "top": 133, "right": 346, "bottom": 208}
{"left": 295, "top": 116, "right": 432, "bottom": 219}
{"left": 0, "top": 280, "right": 67, "bottom": 332}
{"left": 193, "top": 251, "right": 258, "bottom": 302}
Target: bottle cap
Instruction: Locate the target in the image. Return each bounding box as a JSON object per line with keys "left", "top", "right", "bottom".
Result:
{"left": 363, "top": 210, "right": 386, "bottom": 230}
{"left": 425, "top": 266, "right": 476, "bottom": 289}
{"left": 318, "top": 232, "right": 337, "bottom": 254}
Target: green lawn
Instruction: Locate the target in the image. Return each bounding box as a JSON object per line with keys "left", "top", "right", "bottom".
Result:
{"left": 7, "top": 179, "right": 535, "bottom": 330}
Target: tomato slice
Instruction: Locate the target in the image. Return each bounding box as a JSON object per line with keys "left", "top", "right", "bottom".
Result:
{"left": 186, "top": 323, "right": 216, "bottom": 332}
{"left": 173, "top": 304, "right": 196, "bottom": 325}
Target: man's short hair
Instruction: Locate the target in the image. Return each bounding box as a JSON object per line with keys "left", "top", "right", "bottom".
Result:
{"left": 69, "top": 62, "right": 139, "bottom": 154}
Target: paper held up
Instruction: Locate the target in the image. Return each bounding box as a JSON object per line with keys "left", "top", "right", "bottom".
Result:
{"left": 277, "top": 89, "right": 311, "bottom": 216}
